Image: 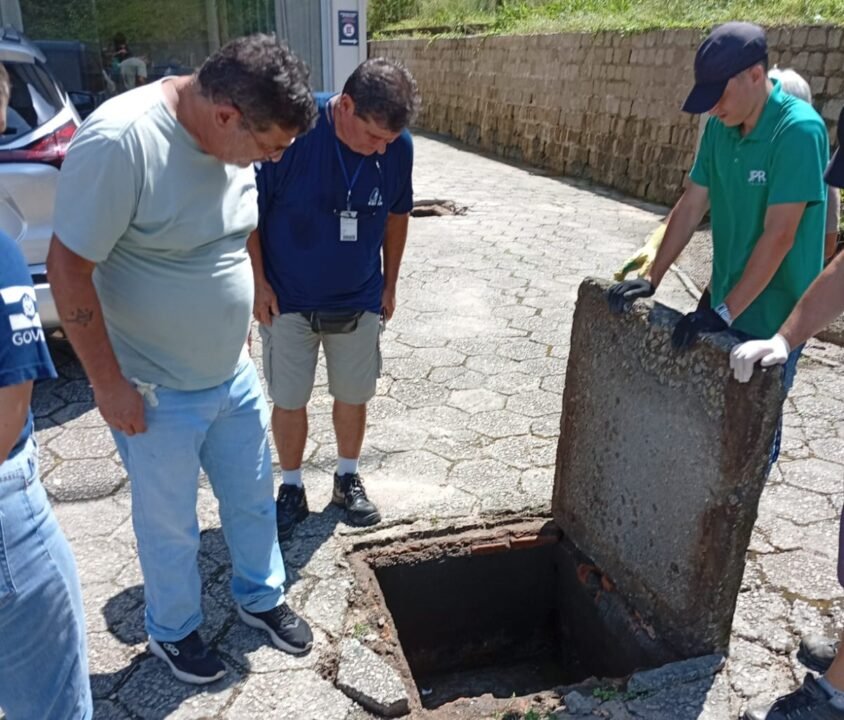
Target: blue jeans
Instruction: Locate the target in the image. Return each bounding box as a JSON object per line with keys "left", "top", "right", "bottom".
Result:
{"left": 112, "top": 358, "right": 286, "bottom": 641}
{"left": 0, "top": 437, "right": 92, "bottom": 720}
{"left": 727, "top": 328, "right": 803, "bottom": 470}
{"left": 767, "top": 343, "right": 802, "bottom": 469}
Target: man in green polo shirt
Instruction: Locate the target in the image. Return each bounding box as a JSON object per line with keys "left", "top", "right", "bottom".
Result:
{"left": 608, "top": 21, "right": 827, "bottom": 465}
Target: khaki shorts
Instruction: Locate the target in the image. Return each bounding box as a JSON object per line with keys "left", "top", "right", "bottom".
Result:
{"left": 259, "top": 311, "right": 382, "bottom": 409}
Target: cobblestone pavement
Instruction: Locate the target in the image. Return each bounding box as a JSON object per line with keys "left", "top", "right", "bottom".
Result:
{"left": 26, "top": 134, "right": 844, "bottom": 719}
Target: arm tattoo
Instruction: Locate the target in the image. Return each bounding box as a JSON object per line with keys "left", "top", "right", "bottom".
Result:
{"left": 64, "top": 308, "right": 94, "bottom": 327}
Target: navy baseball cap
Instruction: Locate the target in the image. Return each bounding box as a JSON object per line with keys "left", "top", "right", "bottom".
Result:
{"left": 825, "top": 105, "right": 844, "bottom": 189}
{"left": 683, "top": 22, "right": 768, "bottom": 114}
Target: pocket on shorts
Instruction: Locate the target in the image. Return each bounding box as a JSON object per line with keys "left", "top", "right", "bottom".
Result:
{"left": 259, "top": 322, "right": 274, "bottom": 388}
{"left": 377, "top": 316, "right": 383, "bottom": 378}
{"left": 0, "top": 510, "right": 18, "bottom": 607}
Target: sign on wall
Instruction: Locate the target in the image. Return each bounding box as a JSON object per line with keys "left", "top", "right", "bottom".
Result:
{"left": 338, "top": 10, "right": 359, "bottom": 46}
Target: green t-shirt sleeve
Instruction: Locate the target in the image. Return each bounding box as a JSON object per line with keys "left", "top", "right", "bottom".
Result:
{"left": 689, "top": 117, "right": 715, "bottom": 188}
{"left": 53, "top": 130, "right": 137, "bottom": 262}
{"left": 767, "top": 120, "right": 828, "bottom": 207}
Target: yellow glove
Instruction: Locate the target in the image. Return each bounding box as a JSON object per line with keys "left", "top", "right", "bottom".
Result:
{"left": 613, "top": 222, "right": 667, "bottom": 281}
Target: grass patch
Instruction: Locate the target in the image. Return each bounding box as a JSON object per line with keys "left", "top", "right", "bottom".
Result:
{"left": 371, "top": 0, "right": 844, "bottom": 37}
{"left": 591, "top": 685, "right": 648, "bottom": 703}
{"left": 352, "top": 622, "right": 372, "bottom": 640}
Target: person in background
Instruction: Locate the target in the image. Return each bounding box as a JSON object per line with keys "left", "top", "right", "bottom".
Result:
{"left": 119, "top": 51, "right": 148, "bottom": 92}
{"left": 768, "top": 67, "right": 840, "bottom": 263}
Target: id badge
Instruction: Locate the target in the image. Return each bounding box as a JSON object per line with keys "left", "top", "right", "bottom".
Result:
{"left": 339, "top": 210, "right": 358, "bottom": 242}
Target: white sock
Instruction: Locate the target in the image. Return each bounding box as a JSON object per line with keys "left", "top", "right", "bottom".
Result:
{"left": 817, "top": 676, "right": 844, "bottom": 709}
{"left": 337, "top": 456, "right": 359, "bottom": 477}
{"left": 281, "top": 468, "right": 303, "bottom": 487}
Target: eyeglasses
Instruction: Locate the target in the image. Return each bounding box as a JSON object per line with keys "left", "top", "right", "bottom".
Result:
{"left": 243, "top": 122, "right": 290, "bottom": 161}
{"left": 232, "top": 102, "right": 291, "bottom": 160}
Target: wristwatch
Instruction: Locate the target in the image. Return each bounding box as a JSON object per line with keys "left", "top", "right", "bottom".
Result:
{"left": 714, "top": 302, "right": 733, "bottom": 327}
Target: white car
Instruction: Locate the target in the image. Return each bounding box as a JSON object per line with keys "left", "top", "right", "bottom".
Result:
{"left": 0, "top": 27, "right": 81, "bottom": 329}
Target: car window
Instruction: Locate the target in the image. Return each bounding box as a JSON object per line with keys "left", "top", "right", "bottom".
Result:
{"left": 1, "top": 59, "right": 64, "bottom": 145}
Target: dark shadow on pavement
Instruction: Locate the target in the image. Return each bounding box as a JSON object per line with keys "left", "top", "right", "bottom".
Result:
{"left": 32, "top": 333, "right": 96, "bottom": 429}
{"left": 412, "top": 128, "right": 672, "bottom": 217}
{"left": 90, "top": 507, "right": 342, "bottom": 718}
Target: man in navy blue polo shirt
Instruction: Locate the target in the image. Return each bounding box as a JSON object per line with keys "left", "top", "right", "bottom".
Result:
{"left": 0, "top": 62, "right": 92, "bottom": 720}
{"left": 248, "top": 58, "right": 419, "bottom": 539}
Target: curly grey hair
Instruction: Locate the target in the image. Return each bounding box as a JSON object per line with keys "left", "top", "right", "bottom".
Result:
{"left": 198, "top": 34, "right": 317, "bottom": 134}
{"left": 768, "top": 67, "right": 812, "bottom": 104}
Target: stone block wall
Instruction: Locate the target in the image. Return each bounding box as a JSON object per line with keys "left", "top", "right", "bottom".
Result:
{"left": 373, "top": 26, "right": 844, "bottom": 206}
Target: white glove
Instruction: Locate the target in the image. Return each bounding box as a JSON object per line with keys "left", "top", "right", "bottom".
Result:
{"left": 729, "top": 334, "right": 791, "bottom": 383}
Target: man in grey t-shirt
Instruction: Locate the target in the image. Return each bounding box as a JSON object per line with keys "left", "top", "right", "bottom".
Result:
{"left": 47, "top": 35, "right": 318, "bottom": 685}
{"left": 119, "top": 53, "right": 147, "bottom": 91}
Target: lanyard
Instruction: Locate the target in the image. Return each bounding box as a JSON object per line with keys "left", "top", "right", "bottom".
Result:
{"left": 334, "top": 134, "right": 365, "bottom": 211}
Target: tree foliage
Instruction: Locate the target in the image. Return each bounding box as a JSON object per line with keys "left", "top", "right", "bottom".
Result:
{"left": 20, "top": 0, "right": 274, "bottom": 48}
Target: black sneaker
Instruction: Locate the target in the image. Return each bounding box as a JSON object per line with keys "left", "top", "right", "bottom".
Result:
{"left": 743, "top": 675, "right": 844, "bottom": 720}
{"left": 148, "top": 631, "right": 226, "bottom": 685}
{"left": 332, "top": 472, "right": 381, "bottom": 527}
{"left": 798, "top": 634, "right": 840, "bottom": 673}
{"left": 237, "top": 603, "right": 313, "bottom": 655}
{"left": 276, "top": 484, "right": 309, "bottom": 541}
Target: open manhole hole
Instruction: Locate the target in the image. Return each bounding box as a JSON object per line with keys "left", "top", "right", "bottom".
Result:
{"left": 411, "top": 198, "right": 467, "bottom": 217}
{"left": 351, "top": 520, "right": 681, "bottom": 714}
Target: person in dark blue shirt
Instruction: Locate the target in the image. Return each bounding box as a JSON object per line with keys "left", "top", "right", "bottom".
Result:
{"left": 248, "top": 58, "right": 419, "bottom": 538}
{"left": 0, "top": 62, "right": 93, "bottom": 720}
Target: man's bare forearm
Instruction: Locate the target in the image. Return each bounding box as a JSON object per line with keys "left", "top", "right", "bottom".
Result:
{"left": 647, "top": 187, "right": 709, "bottom": 287}
{"left": 46, "top": 236, "right": 123, "bottom": 390}
{"left": 780, "top": 252, "right": 844, "bottom": 348}
{"left": 724, "top": 228, "right": 793, "bottom": 319}
{"left": 246, "top": 229, "right": 268, "bottom": 284}
{"left": 0, "top": 383, "right": 32, "bottom": 464}
{"left": 724, "top": 202, "right": 805, "bottom": 319}
{"left": 383, "top": 213, "right": 409, "bottom": 289}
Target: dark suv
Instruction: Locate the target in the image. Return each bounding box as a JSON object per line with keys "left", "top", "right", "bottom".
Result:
{"left": 35, "top": 39, "right": 108, "bottom": 119}
{"left": 0, "top": 26, "right": 81, "bottom": 328}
